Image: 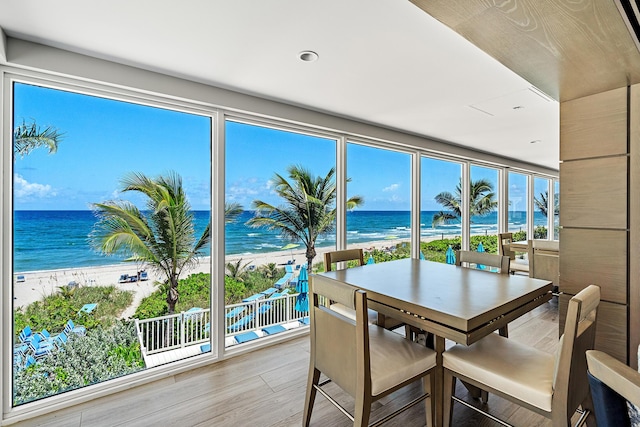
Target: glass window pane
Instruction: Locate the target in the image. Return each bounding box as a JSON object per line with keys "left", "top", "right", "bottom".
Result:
{"left": 533, "top": 177, "right": 550, "bottom": 239}
{"left": 346, "top": 143, "right": 411, "bottom": 264}
{"left": 12, "top": 83, "right": 211, "bottom": 405}
{"left": 420, "top": 157, "right": 462, "bottom": 263}
{"left": 470, "top": 165, "right": 499, "bottom": 254}
{"left": 508, "top": 171, "right": 528, "bottom": 242}
{"left": 224, "top": 121, "right": 336, "bottom": 344}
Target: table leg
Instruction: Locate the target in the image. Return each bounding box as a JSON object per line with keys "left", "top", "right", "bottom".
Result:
{"left": 434, "top": 335, "right": 445, "bottom": 427}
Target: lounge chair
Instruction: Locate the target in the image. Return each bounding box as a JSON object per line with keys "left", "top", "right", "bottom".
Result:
{"left": 24, "top": 355, "right": 37, "bottom": 369}
{"left": 29, "top": 335, "right": 54, "bottom": 358}
{"left": 18, "top": 326, "right": 35, "bottom": 343}
{"left": 54, "top": 331, "right": 69, "bottom": 349}
{"left": 228, "top": 314, "right": 255, "bottom": 332}
{"left": 234, "top": 331, "right": 264, "bottom": 344}
{"left": 262, "top": 324, "right": 287, "bottom": 335}
{"left": 79, "top": 303, "right": 98, "bottom": 314}
{"left": 225, "top": 306, "right": 246, "bottom": 318}
{"left": 64, "top": 319, "right": 86, "bottom": 336}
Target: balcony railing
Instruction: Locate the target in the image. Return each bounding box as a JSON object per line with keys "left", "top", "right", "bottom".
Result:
{"left": 135, "top": 293, "right": 308, "bottom": 357}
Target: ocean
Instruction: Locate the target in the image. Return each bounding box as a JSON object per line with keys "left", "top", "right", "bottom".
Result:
{"left": 13, "top": 210, "right": 547, "bottom": 272}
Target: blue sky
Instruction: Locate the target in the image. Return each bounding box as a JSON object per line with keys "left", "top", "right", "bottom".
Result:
{"left": 13, "top": 82, "right": 533, "bottom": 211}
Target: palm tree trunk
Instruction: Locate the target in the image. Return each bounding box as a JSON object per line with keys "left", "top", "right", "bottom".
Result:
{"left": 306, "top": 245, "right": 316, "bottom": 271}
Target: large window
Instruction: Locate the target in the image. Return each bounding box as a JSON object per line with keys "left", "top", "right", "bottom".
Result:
{"left": 223, "top": 120, "right": 336, "bottom": 346}
{"left": 470, "top": 165, "right": 499, "bottom": 253}
{"left": 420, "top": 157, "right": 463, "bottom": 262}
{"left": 533, "top": 177, "right": 551, "bottom": 239}
{"left": 12, "top": 83, "right": 212, "bottom": 405}
{"left": 346, "top": 143, "right": 411, "bottom": 264}
{"left": 508, "top": 171, "right": 528, "bottom": 240}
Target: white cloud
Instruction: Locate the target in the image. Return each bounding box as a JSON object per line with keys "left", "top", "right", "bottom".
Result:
{"left": 14, "top": 174, "right": 56, "bottom": 199}
{"left": 382, "top": 183, "right": 400, "bottom": 192}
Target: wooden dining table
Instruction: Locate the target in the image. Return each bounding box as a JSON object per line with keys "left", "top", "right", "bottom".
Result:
{"left": 313, "top": 258, "right": 553, "bottom": 427}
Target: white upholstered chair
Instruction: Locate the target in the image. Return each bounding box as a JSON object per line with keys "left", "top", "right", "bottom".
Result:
{"left": 498, "top": 232, "right": 529, "bottom": 275}
{"left": 303, "top": 277, "right": 436, "bottom": 426}
{"left": 442, "top": 284, "right": 600, "bottom": 427}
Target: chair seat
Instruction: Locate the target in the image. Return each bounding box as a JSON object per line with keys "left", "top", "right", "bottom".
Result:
{"left": 443, "top": 333, "right": 554, "bottom": 411}
{"left": 330, "top": 303, "right": 378, "bottom": 325}
{"left": 510, "top": 260, "right": 529, "bottom": 273}
{"left": 369, "top": 325, "right": 437, "bottom": 396}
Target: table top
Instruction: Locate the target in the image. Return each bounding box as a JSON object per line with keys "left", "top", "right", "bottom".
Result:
{"left": 314, "top": 258, "right": 552, "bottom": 344}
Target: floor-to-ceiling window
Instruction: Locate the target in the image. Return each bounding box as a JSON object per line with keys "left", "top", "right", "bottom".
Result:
{"left": 11, "top": 82, "right": 212, "bottom": 405}
{"left": 223, "top": 120, "right": 336, "bottom": 346}
{"left": 470, "top": 165, "right": 499, "bottom": 253}
{"left": 420, "top": 156, "right": 463, "bottom": 262}
{"left": 346, "top": 142, "right": 411, "bottom": 264}
{"left": 508, "top": 171, "right": 528, "bottom": 240}
{"left": 533, "top": 176, "right": 551, "bottom": 239}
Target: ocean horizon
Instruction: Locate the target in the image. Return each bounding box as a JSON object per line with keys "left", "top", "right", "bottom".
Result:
{"left": 13, "top": 210, "right": 547, "bottom": 272}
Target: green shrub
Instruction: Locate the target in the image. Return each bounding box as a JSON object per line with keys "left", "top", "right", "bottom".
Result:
{"left": 13, "top": 320, "right": 143, "bottom": 405}
{"left": 14, "top": 285, "right": 132, "bottom": 342}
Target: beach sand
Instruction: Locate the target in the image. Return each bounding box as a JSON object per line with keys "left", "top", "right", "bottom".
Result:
{"left": 12, "top": 238, "right": 414, "bottom": 316}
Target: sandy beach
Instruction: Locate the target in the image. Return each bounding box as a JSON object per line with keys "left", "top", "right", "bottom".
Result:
{"left": 12, "top": 238, "right": 411, "bottom": 315}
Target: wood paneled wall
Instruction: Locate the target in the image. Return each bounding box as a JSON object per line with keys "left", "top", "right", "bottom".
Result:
{"left": 560, "top": 85, "right": 640, "bottom": 367}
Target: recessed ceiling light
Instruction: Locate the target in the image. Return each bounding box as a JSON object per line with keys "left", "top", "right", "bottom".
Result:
{"left": 530, "top": 140, "right": 541, "bottom": 144}
{"left": 298, "top": 51, "right": 319, "bottom": 62}
{"left": 513, "top": 105, "right": 525, "bottom": 110}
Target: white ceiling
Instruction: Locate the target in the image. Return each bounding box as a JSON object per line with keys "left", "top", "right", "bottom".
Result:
{"left": 0, "top": 0, "right": 559, "bottom": 170}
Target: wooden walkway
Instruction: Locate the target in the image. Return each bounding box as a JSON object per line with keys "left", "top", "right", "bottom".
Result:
{"left": 12, "top": 298, "right": 564, "bottom": 427}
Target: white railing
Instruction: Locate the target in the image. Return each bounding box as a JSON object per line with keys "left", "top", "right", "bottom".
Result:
{"left": 135, "top": 293, "right": 308, "bottom": 356}
{"left": 135, "top": 308, "right": 211, "bottom": 356}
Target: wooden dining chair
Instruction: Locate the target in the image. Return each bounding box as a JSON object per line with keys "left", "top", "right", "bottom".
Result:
{"left": 455, "top": 250, "right": 510, "bottom": 275}
{"left": 323, "top": 249, "right": 377, "bottom": 325}
{"left": 528, "top": 239, "right": 560, "bottom": 295}
{"left": 498, "top": 232, "right": 530, "bottom": 275}
{"left": 303, "top": 277, "right": 437, "bottom": 427}
{"left": 586, "top": 349, "right": 640, "bottom": 427}
{"left": 442, "top": 284, "right": 600, "bottom": 427}
{"left": 323, "top": 249, "right": 403, "bottom": 330}
{"left": 455, "top": 250, "right": 510, "bottom": 357}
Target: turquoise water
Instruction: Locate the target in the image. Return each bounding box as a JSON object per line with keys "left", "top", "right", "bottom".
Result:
{"left": 14, "top": 210, "right": 546, "bottom": 271}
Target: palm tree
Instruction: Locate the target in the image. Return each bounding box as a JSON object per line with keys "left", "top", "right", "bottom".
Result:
{"left": 247, "top": 165, "right": 363, "bottom": 270}
{"left": 13, "top": 120, "right": 64, "bottom": 158}
{"left": 432, "top": 178, "right": 497, "bottom": 226}
{"left": 90, "top": 171, "right": 210, "bottom": 314}
{"left": 225, "top": 202, "right": 243, "bottom": 223}
{"left": 534, "top": 190, "right": 559, "bottom": 217}
{"left": 225, "top": 258, "right": 251, "bottom": 282}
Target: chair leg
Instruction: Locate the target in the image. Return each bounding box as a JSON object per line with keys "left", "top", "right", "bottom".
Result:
{"left": 423, "top": 374, "right": 434, "bottom": 427}
{"left": 303, "top": 368, "right": 321, "bottom": 427}
{"left": 498, "top": 326, "right": 509, "bottom": 338}
{"left": 443, "top": 370, "right": 456, "bottom": 427}
{"left": 354, "top": 393, "right": 372, "bottom": 427}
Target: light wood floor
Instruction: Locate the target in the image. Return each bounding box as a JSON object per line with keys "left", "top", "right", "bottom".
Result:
{"left": 10, "top": 298, "right": 560, "bottom": 427}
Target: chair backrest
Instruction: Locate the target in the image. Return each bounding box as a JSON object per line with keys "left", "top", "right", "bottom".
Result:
{"left": 310, "top": 276, "right": 368, "bottom": 397}
{"left": 323, "top": 249, "right": 365, "bottom": 272}
{"left": 498, "top": 232, "right": 515, "bottom": 260}
{"left": 552, "top": 285, "right": 600, "bottom": 419}
{"left": 455, "top": 250, "right": 510, "bottom": 274}
{"left": 586, "top": 350, "right": 640, "bottom": 427}
{"left": 528, "top": 239, "right": 559, "bottom": 286}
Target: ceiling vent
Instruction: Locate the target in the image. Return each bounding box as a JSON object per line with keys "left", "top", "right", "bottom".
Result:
{"left": 615, "top": 0, "right": 640, "bottom": 52}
